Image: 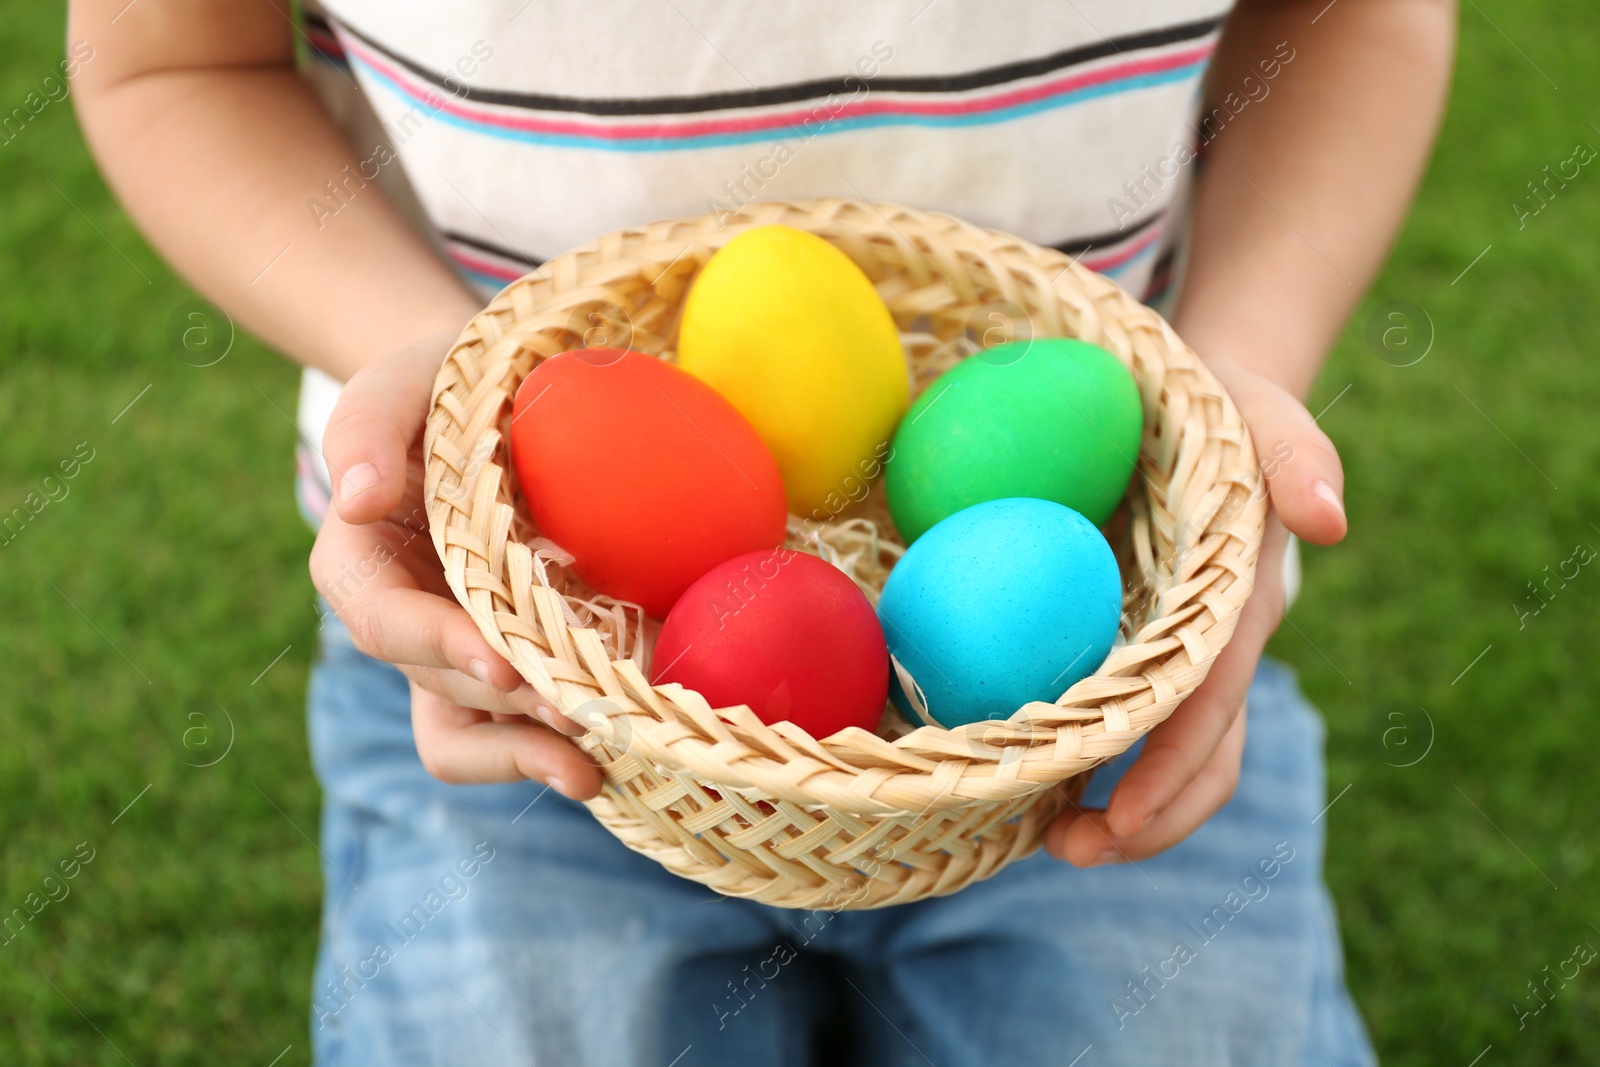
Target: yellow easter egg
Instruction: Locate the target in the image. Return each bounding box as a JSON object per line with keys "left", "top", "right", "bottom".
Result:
{"left": 678, "top": 225, "right": 909, "bottom": 519}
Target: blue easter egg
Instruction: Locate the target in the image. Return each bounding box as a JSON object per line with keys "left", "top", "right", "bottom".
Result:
{"left": 877, "top": 498, "right": 1122, "bottom": 729}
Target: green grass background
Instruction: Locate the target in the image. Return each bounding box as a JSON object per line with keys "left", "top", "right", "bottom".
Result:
{"left": 2, "top": 2, "right": 1597, "bottom": 1063}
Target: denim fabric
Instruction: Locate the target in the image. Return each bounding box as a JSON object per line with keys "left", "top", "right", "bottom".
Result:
{"left": 306, "top": 613, "right": 1375, "bottom": 1066}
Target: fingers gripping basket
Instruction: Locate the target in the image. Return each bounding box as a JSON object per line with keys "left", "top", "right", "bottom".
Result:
{"left": 422, "top": 198, "right": 1267, "bottom": 911}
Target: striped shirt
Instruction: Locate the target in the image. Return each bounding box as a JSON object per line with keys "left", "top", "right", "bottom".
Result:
{"left": 293, "top": 0, "right": 1235, "bottom": 524}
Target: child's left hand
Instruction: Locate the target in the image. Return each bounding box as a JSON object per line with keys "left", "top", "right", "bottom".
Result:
{"left": 1044, "top": 362, "right": 1348, "bottom": 867}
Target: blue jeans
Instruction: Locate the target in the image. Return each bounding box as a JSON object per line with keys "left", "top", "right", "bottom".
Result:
{"left": 306, "top": 612, "right": 1375, "bottom": 1066}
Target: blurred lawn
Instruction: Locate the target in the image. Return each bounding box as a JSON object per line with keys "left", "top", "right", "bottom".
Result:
{"left": 3, "top": 2, "right": 1598, "bottom": 1064}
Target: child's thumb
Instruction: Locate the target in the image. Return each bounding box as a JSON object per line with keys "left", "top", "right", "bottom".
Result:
{"left": 1213, "top": 366, "right": 1349, "bottom": 547}
{"left": 322, "top": 342, "right": 439, "bottom": 524}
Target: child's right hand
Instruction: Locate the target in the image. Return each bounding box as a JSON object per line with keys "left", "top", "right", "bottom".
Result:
{"left": 309, "top": 337, "right": 604, "bottom": 801}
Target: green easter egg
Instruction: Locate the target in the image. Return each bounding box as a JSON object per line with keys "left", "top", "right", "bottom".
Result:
{"left": 886, "top": 338, "right": 1142, "bottom": 543}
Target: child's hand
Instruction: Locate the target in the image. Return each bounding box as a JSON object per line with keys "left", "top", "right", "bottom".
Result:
{"left": 309, "top": 338, "right": 604, "bottom": 800}
{"left": 309, "top": 342, "right": 1345, "bottom": 825}
{"left": 1045, "top": 363, "right": 1348, "bottom": 866}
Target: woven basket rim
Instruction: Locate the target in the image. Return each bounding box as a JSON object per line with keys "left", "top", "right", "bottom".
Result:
{"left": 422, "top": 197, "right": 1267, "bottom": 817}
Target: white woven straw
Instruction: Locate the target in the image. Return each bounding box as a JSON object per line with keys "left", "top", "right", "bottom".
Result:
{"left": 422, "top": 198, "right": 1266, "bottom": 909}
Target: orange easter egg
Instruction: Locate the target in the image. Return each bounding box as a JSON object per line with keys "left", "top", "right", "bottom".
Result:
{"left": 508, "top": 349, "right": 787, "bottom": 617}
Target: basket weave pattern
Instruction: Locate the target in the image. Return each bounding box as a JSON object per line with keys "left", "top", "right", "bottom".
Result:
{"left": 422, "top": 199, "right": 1266, "bottom": 910}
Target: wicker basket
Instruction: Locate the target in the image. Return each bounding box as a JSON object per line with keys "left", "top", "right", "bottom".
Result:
{"left": 422, "top": 198, "right": 1266, "bottom": 911}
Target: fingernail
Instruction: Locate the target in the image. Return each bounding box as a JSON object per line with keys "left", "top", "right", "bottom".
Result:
{"left": 339, "top": 463, "right": 380, "bottom": 503}
{"left": 1313, "top": 480, "right": 1345, "bottom": 519}
{"left": 537, "top": 704, "right": 585, "bottom": 737}
{"left": 468, "top": 659, "right": 493, "bottom": 685}
{"left": 1087, "top": 847, "right": 1121, "bottom": 867}
{"left": 546, "top": 776, "right": 570, "bottom": 798}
